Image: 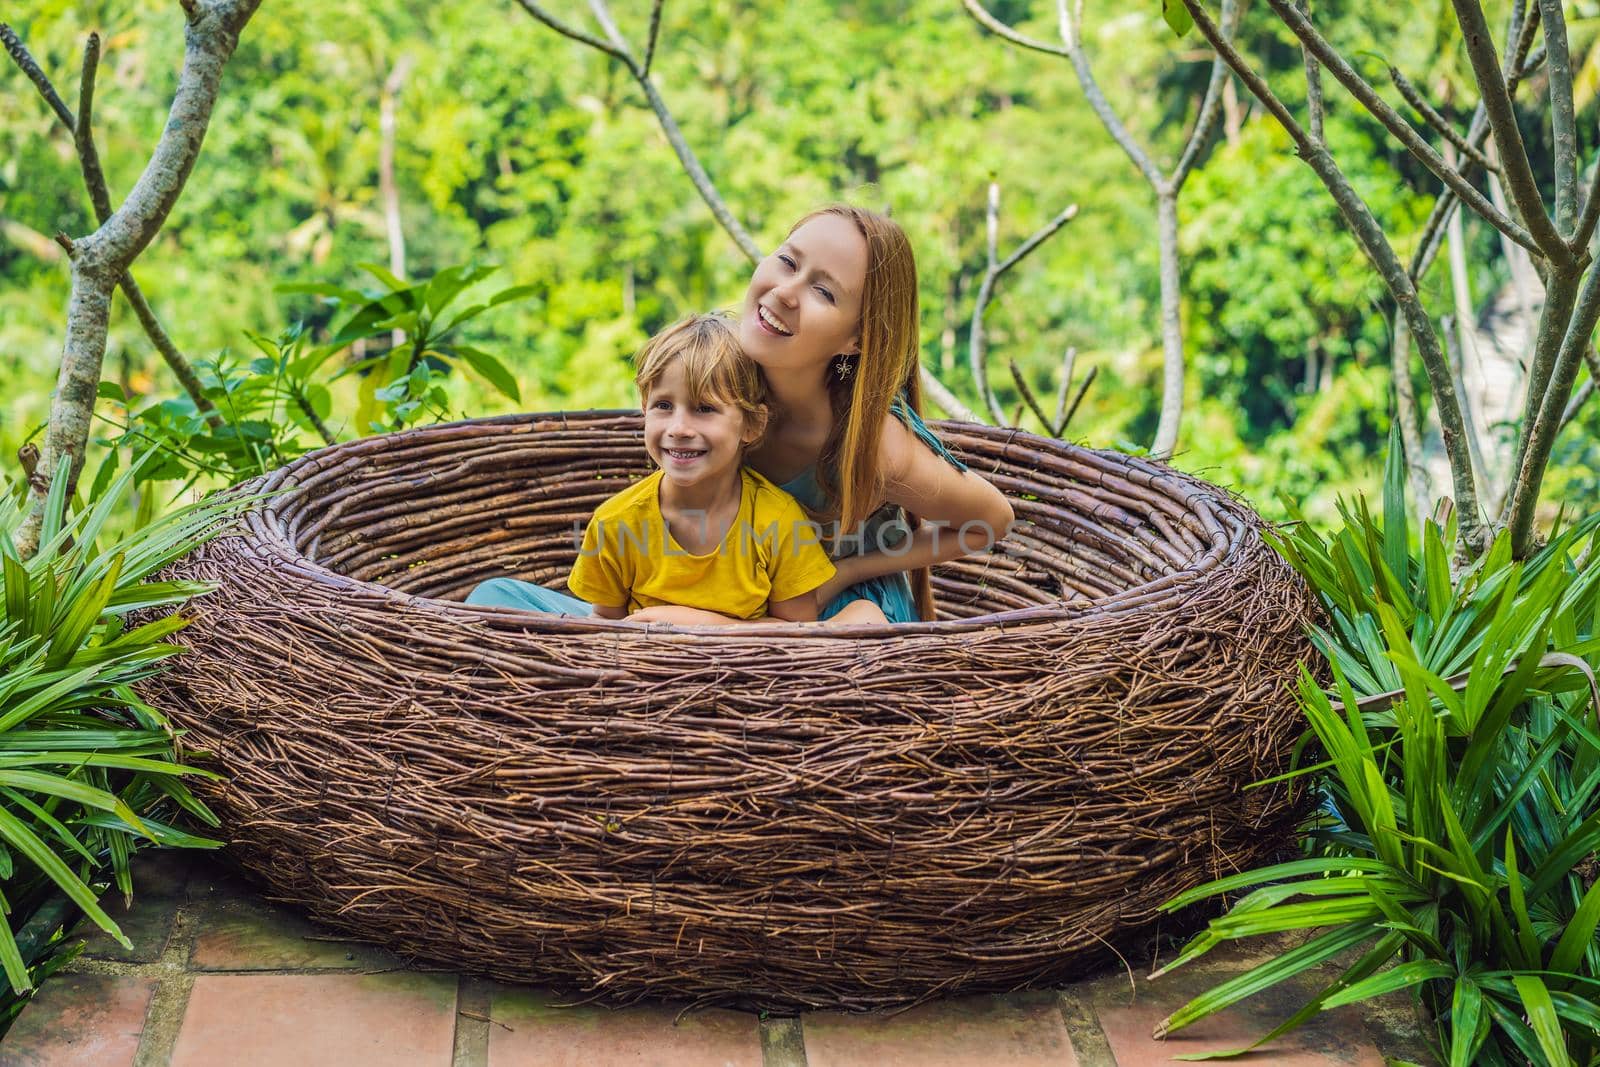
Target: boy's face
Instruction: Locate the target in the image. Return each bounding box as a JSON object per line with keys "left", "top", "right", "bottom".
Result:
{"left": 642, "top": 361, "right": 762, "bottom": 493}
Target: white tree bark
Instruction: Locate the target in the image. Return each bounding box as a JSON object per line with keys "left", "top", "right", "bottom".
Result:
{"left": 18, "top": 0, "right": 265, "bottom": 557}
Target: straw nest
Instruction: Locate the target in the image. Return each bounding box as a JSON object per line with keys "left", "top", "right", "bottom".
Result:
{"left": 137, "top": 411, "right": 1319, "bottom": 1010}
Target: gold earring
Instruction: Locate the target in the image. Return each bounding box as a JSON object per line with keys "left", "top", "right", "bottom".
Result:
{"left": 833, "top": 355, "right": 855, "bottom": 381}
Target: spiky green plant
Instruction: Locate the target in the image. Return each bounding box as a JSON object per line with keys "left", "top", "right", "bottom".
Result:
{"left": 1157, "top": 443, "right": 1600, "bottom": 1066}
{"left": 0, "top": 457, "right": 252, "bottom": 1013}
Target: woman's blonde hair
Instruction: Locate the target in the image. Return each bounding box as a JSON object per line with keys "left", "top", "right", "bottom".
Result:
{"left": 797, "top": 205, "right": 939, "bottom": 622}
{"left": 635, "top": 313, "right": 768, "bottom": 436}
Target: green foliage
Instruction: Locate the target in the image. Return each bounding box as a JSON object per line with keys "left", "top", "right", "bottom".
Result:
{"left": 93, "top": 262, "right": 530, "bottom": 491}
{"left": 283, "top": 262, "right": 531, "bottom": 434}
{"left": 0, "top": 457, "right": 250, "bottom": 1017}
{"left": 1157, "top": 445, "right": 1600, "bottom": 1065}
{"left": 1160, "top": 0, "right": 1194, "bottom": 38}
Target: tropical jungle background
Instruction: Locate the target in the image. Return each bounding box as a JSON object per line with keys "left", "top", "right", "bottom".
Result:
{"left": 6, "top": 1, "right": 1600, "bottom": 1063}
{"left": 6, "top": 0, "right": 1596, "bottom": 522}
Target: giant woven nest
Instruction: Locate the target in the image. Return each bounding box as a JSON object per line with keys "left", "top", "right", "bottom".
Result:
{"left": 138, "top": 411, "right": 1319, "bottom": 1010}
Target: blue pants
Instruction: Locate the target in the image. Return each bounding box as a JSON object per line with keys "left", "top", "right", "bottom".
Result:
{"left": 463, "top": 572, "right": 917, "bottom": 622}
{"left": 464, "top": 578, "right": 594, "bottom": 616}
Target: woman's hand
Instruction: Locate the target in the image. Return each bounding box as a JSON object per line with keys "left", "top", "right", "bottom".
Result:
{"left": 812, "top": 553, "right": 865, "bottom": 607}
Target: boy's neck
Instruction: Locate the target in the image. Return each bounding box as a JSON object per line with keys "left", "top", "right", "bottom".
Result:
{"left": 657, "top": 466, "right": 744, "bottom": 517}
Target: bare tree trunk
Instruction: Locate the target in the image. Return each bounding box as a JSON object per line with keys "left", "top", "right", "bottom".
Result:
{"left": 16, "top": 0, "right": 264, "bottom": 558}
{"left": 1221, "top": 76, "right": 1243, "bottom": 148}
{"left": 1151, "top": 189, "right": 1184, "bottom": 458}
{"left": 2, "top": 24, "right": 224, "bottom": 430}
{"left": 1444, "top": 153, "right": 1497, "bottom": 507}
{"left": 1391, "top": 318, "right": 1435, "bottom": 518}
{"left": 380, "top": 53, "right": 413, "bottom": 350}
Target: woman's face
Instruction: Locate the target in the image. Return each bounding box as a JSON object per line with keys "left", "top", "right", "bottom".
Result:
{"left": 738, "top": 213, "right": 869, "bottom": 378}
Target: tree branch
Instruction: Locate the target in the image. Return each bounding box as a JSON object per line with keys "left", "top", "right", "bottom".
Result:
{"left": 961, "top": 0, "right": 1069, "bottom": 59}
{"left": 1389, "top": 67, "right": 1497, "bottom": 174}
{"left": 74, "top": 34, "right": 113, "bottom": 222}
{"left": 1538, "top": 0, "right": 1577, "bottom": 236}
{"left": 1052, "top": 345, "right": 1077, "bottom": 431}
{"left": 1182, "top": 0, "right": 1488, "bottom": 550}
{"left": 1406, "top": 8, "right": 1543, "bottom": 283}
{"left": 1172, "top": 0, "right": 1240, "bottom": 188}
{"left": 1296, "top": 0, "right": 1324, "bottom": 145}
{"left": 919, "top": 367, "right": 984, "bottom": 424}
{"left": 586, "top": 0, "right": 636, "bottom": 60}
{"left": 1060, "top": 364, "right": 1095, "bottom": 435}
{"left": 1390, "top": 318, "right": 1435, "bottom": 520}
{"left": 1271, "top": 0, "right": 1548, "bottom": 263}
{"left": 3, "top": 22, "right": 222, "bottom": 430}
{"left": 510, "top": 0, "right": 631, "bottom": 65}
{"left": 1053, "top": 0, "right": 1163, "bottom": 188}
{"left": 968, "top": 182, "right": 1078, "bottom": 424}
{"left": 511, "top": 0, "right": 761, "bottom": 262}
{"left": 1507, "top": 262, "right": 1600, "bottom": 554}
{"left": 0, "top": 23, "right": 74, "bottom": 126}
{"left": 1557, "top": 345, "right": 1599, "bottom": 431}
{"left": 1009, "top": 359, "right": 1054, "bottom": 432}
{"left": 1150, "top": 189, "right": 1184, "bottom": 457}
{"left": 1451, "top": 0, "right": 1565, "bottom": 264}
{"left": 641, "top": 0, "right": 664, "bottom": 77}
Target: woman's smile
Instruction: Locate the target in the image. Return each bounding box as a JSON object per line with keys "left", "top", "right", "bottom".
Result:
{"left": 756, "top": 304, "right": 793, "bottom": 337}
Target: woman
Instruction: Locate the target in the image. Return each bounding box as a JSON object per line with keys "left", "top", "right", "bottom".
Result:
{"left": 632, "top": 205, "right": 1013, "bottom": 625}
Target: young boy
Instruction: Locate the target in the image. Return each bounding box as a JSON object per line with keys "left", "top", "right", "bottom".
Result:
{"left": 468, "top": 314, "right": 836, "bottom": 623}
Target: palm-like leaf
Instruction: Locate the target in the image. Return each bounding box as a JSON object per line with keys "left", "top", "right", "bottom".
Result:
{"left": 1162, "top": 448, "right": 1600, "bottom": 1064}
{"left": 0, "top": 457, "right": 252, "bottom": 997}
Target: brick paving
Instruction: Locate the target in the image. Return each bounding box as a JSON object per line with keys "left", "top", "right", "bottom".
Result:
{"left": 0, "top": 852, "right": 1434, "bottom": 1066}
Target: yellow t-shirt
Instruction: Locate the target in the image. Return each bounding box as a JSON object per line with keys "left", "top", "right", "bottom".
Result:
{"left": 568, "top": 468, "right": 836, "bottom": 619}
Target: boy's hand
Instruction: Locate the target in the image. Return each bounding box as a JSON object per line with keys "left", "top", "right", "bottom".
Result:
{"left": 628, "top": 605, "right": 740, "bottom": 625}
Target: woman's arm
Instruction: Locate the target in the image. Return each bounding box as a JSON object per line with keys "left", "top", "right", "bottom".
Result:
{"left": 817, "top": 415, "right": 1014, "bottom": 597}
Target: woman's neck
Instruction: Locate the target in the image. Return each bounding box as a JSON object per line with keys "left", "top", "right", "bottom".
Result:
{"left": 762, "top": 367, "right": 834, "bottom": 440}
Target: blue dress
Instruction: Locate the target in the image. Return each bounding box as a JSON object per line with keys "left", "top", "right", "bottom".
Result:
{"left": 464, "top": 397, "right": 967, "bottom": 623}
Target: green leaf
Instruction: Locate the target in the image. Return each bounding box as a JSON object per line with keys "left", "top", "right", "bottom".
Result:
{"left": 1547, "top": 874, "right": 1600, "bottom": 977}
{"left": 450, "top": 345, "right": 521, "bottom": 402}
{"left": 1449, "top": 975, "right": 1486, "bottom": 1067}
{"left": 1156, "top": 923, "right": 1380, "bottom": 1037}
{"left": 1160, "top": 856, "right": 1403, "bottom": 913}
{"left": 488, "top": 282, "right": 537, "bottom": 307}
{"left": 0, "top": 913, "right": 28, "bottom": 994}
{"left": 1504, "top": 829, "right": 1542, "bottom": 972}
{"left": 1512, "top": 975, "right": 1573, "bottom": 1067}
{"left": 1168, "top": 931, "right": 1406, "bottom": 1059}
{"left": 1319, "top": 960, "right": 1455, "bottom": 1009}
{"left": 1161, "top": 0, "right": 1193, "bottom": 37}
{"left": 0, "top": 806, "right": 128, "bottom": 951}
{"left": 423, "top": 264, "right": 499, "bottom": 315}
{"left": 356, "top": 262, "right": 411, "bottom": 292}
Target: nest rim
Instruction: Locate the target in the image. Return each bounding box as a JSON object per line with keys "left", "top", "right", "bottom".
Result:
{"left": 240, "top": 408, "right": 1253, "bottom": 639}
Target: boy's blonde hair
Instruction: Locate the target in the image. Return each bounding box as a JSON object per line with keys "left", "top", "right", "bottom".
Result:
{"left": 634, "top": 313, "right": 768, "bottom": 433}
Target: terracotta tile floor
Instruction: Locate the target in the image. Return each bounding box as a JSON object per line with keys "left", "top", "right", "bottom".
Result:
{"left": 1, "top": 853, "right": 1433, "bottom": 1066}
